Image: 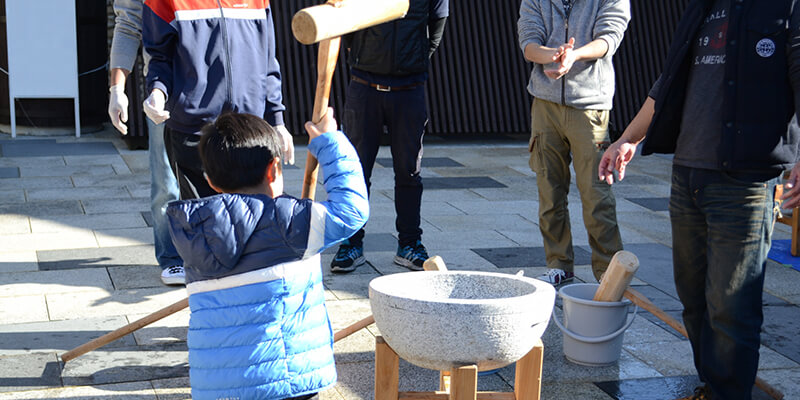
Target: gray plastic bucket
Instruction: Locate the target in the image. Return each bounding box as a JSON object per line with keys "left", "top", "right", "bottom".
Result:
{"left": 553, "top": 283, "right": 637, "bottom": 366}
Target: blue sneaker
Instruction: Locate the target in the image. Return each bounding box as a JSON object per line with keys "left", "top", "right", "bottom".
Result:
{"left": 331, "top": 243, "right": 365, "bottom": 273}
{"left": 394, "top": 240, "right": 428, "bottom": 271}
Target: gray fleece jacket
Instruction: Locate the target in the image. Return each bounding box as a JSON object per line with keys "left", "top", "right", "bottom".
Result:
{"left": 518, "top": 0, "right": 630, "bottom": 110}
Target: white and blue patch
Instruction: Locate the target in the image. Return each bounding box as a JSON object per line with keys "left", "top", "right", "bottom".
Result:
{"left": 756, "top": 38, "right": 776, "bottom": 58}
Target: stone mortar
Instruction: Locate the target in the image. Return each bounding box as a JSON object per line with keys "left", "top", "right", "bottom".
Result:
{"left": 369, "top": 271, "right": 556, "bottom": 371}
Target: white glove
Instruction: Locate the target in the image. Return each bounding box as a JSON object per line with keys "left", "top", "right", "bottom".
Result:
{"left": 143, "top": 89, "right": 170, "bottom": 125}
{"left": 276, "top": 124, "right": 295, "bottom": 165}
{"left": 108, "top": 84, "right": 129, "bottom": 135}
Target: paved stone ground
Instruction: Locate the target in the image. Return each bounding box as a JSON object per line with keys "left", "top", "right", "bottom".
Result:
{"left": 1, "top": 126, "right": 799, "bottom": 399}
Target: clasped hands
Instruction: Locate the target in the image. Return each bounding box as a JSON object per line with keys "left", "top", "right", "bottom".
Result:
{"left": 544, "top": 37, "right": 577, "bottom": 80}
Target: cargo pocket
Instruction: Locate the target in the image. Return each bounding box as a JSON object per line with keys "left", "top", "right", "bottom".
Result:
{"left": 528, "top": 132, "right": 544, "bottom": 173}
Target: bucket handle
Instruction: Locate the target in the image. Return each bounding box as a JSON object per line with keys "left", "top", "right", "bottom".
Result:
{"left": 552, "top": 305, "right": 638, "bottom": 344}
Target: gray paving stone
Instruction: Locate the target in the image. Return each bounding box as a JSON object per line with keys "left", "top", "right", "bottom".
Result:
{"left": 38, "top": 245, "right": 157, "bottom": 271}
{"left": 623, "top": 311, "right": 686, "bottom": 346}
{"left": 128, "top": 309, "right": 189, "bottom": 346}
{"left": 0, "top": 250, "right": 38, "bottom": 272}
{"left": 761, "top": 304, "right": 800, "bottom": 364}
{"left": 63, "top": 155, "right": 127, "bottom": 168}
{"left": 616, "top": 210, "right": 673, "bottom": 246}
{"left": 422, "top": 230, "right": 518, "bottom": 251}
{"left": 46, "top": 287, "right": 186, "bottom": 320}
{"left": 621, "top": 243, "right": 677, "bottom": 295}
{"left": 27, "top": 187, "right": 131, "bottom": 202}
{"left": 0, "top": 230, "right": 99, "bottom": 253}
{"left": 425, "top": 214, "right": 538, "bottom": 232}
{"left": 61, "top": 344, "right": 188, "bottom": 386}
{"left": 0, "top": 316, "right": 135, "bottom": 355}
{"left": 20, "top": 164, "right": 116, "bottom": 178}
{"left": 0, "top": 155, "right": 63, "bottom": 168}
{"left": 756, "top": 368, "right": 800, "bottom": 399}
{"left": 0, "top": 268, "right": 113, "bottom": 296}
{"left": 0, "top": 214, "right": 30, "bottom": 235}
{"left": 120, "top": 154, "right": 150, "bottom": 174}
{"left": 0, "top": 381, "right": 158, "bottom": 399}
{"left": 594, "top": 375, "right": 703, "bottom": 400}
{"left": 473, "top": 246, "right": 592, "bottom": 269}
{"left": 95, "top": 228, "right": 154, "bottom": 247}
{"left": 623, "top": 340, "right": 695, "bottom": 376}
{"left": 108, "top": 266, "right": 163, "bottom": 290}
{"left": 150, "top": 377, "right": 191, "bottom": 400}
{"left": 0, "top": 295, "right": 48, "bottom": 324}
{"left": 0, "top": 167, "right": 19, "bottom": 178}
{"left": 71, "top": 173, "right": 149, "bottom": 188}
{"left": 0, "top": 176, "right": 73, "bottom": 190}
{"left": 30, "top": 213, "right": 146, "bottom": 233}
{"left": 0, "top": 190, "right": 25, "bottom": 204}
{"left": 764, "top": 261, "right": 800, "bottom": 300}
{"left": 448, "top": 199, "right": 538, "bottom": 215}
{"left": 424, "top": 176, "right": 507, "bottom": 190}
{"left": 0, "top": 200, "right": 83, "bottom": 218}
{"left": 141, "top": 212, "right": 153, "bottom": 227}
{"left": 81, "top": 197, "right": 150, "bottom": 214}
{"left": 0, "top": 353, "right": 61, "bottom": 393}
{"left": 323, "top": 270, "right": 380, "bottom": 300}
{"left": 376, "top": 157, "right": 463, "bottom": 168}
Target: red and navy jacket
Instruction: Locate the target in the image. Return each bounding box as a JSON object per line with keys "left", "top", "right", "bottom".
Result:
{"left": 143, "top": 0, "right": 285, "bottom": 135}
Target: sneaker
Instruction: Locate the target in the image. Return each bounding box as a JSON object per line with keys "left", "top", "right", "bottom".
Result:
{"left": 676, "top": 385, "right": 709, "bottom": 400}
{"left": 394, "top": 240, "right": 428, "bottom": 271}
{"left": 535, "top": 268, "right": 574, "bottom": 286}
{"left": 331, "top": 244, "right": 365, "bottom": 273}
{"left": 161, "top": 265, "right": 186, "bottom": 286}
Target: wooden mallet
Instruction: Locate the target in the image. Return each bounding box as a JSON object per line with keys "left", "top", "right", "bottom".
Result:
{"left": 293, "top": 0, "right": 409, "bottom": 199}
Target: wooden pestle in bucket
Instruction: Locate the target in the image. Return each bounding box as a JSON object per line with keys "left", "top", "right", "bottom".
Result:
{"left": 593, "top": 251, "right": 640, "bottom": 302}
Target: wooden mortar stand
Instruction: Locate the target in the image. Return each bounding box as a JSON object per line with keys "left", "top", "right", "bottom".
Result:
{"left": 375, "top": 336, "right": 543, "bottom": 400}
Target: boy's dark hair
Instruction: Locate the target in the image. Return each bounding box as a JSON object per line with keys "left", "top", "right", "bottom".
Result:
{"left": 199, "top": 113, "right": 283, "bottom": 192}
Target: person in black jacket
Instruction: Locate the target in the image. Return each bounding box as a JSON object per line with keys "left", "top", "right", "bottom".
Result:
{"left": 599, "top": 1, "right": 800, "bottom": 399}
{"left": 329, "top": 0, "right": 449, "bottom": 273}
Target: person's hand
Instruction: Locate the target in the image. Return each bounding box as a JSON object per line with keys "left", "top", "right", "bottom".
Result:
{"left": 275, "top": 124, "right": 295, "bottom": 165}
{"left": 304, "top": 107, "right": 338, "bottom": 141}
{"left": 143, "top": 89, "right": 170, "bottom": 125}
{"left": 598, "top": 140, "right": 638, "bottom": 185}
{"left": 108, "top": 84, "right": 129, "bottom": 135}
{"left": 782, "top": 162, "right": 800, "bottom": 208}
{"left": 544, "top": 37, "right": 576, "bottom": 80}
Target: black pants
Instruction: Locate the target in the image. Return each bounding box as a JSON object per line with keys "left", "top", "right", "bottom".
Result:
{"left": 343, "top": 79, "right": 427, "bottom": 247}
{"left": 164, "top": 126, "right": 217, "bottom": 200}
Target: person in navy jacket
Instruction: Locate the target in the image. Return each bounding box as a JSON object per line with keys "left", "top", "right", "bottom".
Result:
{"left": 166, "top": 109, "right": 368, "bottom": 400}
{"left": 142, "top": 0, "right": 295, "bottom": 200}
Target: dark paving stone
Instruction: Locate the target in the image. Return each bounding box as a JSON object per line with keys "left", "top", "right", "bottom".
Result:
{"left": 473, "top": 246, "right": 592, "bottom": 269}
{"left": 0, "top": 200, "right": 83, "bottom": 218}
{"left": 425, "top": 176, "right": 507, "bottom": 190}
{"left": 0, "top": 141, "right": 118, "bottom": 158}
{"left": 0, "top": 167, "right": 20, "bottom": 178}
{"left": 626, "top": 197, "right": 670, "bottom": 212}
{"left": 623, "top": 243, "right": 676, "bottom": 296}
{"left": 141, "top": 211, "right": 154, "bottom": 228}
{"left": 594, "top": 375, "right": 772, "bottom": 400}
{"left": 761, "top": 304, "right": 800, "bottom": 364}
{"left": 321, "top": 232, "right": 398, "bottom": 253}
{"left": 632, "top": 285, "right": 683, "bottom": 312}
{"left": 0, "top": 354, "right": 62, "bottom": 392}
{"left": 763, "top": 291, "right": 788, "bottom": 307}
{"left": 376, "top": 157, "right": 463, "bottom": 168}
{"left": 37, "top": 245, "right": 157, "bottom": 270}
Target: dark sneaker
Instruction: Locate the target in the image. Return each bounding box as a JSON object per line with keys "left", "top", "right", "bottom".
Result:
{"left": 676, "top": 385, "right": 709, "bottom": 400}
{"left": 161, "top": 265, "right": 186, "bottom": 286}
{"left": 535, "top": 268, "right": 574, "bottom": 286}
{"left": 394, "top": 240, "right": 428, "bottom": 271}
{"left": 331, "top": 244, "right": 365, "bottom": 273}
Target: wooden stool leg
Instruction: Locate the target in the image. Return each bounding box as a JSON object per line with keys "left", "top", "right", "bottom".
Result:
{"left": 792, "top": 207, "right": 800, "bottom": 257}
{"left": 375, "top": 336, "right": 399, "bottom": 400}
{"left": 514, "top": 339, "right": 544, "bottom": 400}
{"left": 439, "top": 370, "right": 451, "bottom": 391}
{"left": 449, "top": 365, "right": 477, "bottom": 400}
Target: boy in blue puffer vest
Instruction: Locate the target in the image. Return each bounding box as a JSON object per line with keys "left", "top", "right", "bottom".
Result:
{"left": 166, "top": 108, "right": 369, "bottom": 400}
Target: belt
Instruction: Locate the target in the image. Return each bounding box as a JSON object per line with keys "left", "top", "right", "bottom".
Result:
{"left": 351, "top": 76, "right": 424, "bottom": 92}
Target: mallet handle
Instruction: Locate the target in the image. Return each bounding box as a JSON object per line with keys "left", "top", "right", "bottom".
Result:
{"left": 302, "top": 37, "right": 341, "bottom": 200}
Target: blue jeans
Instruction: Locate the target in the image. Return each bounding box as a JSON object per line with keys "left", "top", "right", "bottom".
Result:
{"left": 148, "top": 119, "right": 182, "bottom": 269}
{"left": 669, "top": 165, "right": 778, "bottom": 400}
{"left": 342, "top": 79, "right": 427, "bottom": 247}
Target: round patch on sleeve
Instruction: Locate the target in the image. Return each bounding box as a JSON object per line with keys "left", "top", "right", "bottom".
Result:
{"left": 756, "top": 38, "right": 776, "bottom": 58}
